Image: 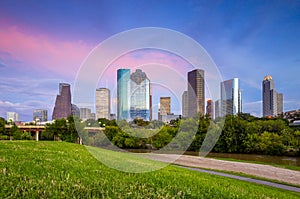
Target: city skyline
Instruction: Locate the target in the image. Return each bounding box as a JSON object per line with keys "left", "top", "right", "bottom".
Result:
{"left": 1, "top": 1, "right": 300, "bottom": 121}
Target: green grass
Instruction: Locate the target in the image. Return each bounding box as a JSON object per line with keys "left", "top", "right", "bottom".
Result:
{"left": 0, "top": 141, "right": 299, "bottom": 198}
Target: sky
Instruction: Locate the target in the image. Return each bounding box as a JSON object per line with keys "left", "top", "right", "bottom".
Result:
{"left": 0, "top": 0, "right": 300, "bottom": 121}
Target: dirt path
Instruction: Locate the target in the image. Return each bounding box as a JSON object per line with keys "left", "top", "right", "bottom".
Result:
{"left": 143, "top": 154, "right": 300, "bottom": 186}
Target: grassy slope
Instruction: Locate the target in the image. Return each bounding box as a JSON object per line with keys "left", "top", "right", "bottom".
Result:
{"left": 0, "top": 141, "right": 299, "bottom": 198}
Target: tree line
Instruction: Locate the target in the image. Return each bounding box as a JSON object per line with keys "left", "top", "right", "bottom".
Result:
{"left": 0, "top": 114, "right": 299, "bottom": 156}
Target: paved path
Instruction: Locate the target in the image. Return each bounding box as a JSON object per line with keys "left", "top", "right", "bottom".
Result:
{"left": 176, "top": 165, "right": 300, "bottom": 193}
{"left": 144, "top": 154, "right": 300, "bottom": 185}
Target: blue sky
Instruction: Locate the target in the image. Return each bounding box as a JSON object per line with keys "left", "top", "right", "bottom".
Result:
{"left": 0, "top": 0, "right": 300, "bottom": 121}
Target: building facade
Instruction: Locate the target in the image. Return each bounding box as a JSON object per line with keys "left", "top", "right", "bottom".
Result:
{"left": 158, "top": 97, "right": 171, "bottom": 121}
{"left": 130, "top": 69, "right": 151, "bottom": 121}
{"left": 206, "top": 99, "right": 214, "bottom": 119}
{"left": 33, "top": 109, "right": 47, "bottom": 122}
{"left": 214, "top": 99, "right": 221, "bottom": 118}
{"left": 220, "top": 78, "right": 242, "bottom": 116}
{"left": 52, "top": 83, "right": 72, "bottom": 120}
{"left": 182, "top": 91, "right": 188, "bottom": 118}
{"left": 96, "top": 88, "right": 111, "bottom": 119}
{"left": 187, "top": 69, "right": 205, "bottom": 117}
{"left": 80, "top": 108, "right": 95, "bottom": 121}
{"left": 6, "top": 112, "right": 19, "bottom": 122}
{"left": 117, "top": 69, "right": 130, "bottom": 121}
{"left": 262, "top": 75, "right": 283, "bottom": 117}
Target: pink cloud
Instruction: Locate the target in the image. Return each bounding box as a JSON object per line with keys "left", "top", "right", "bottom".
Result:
{"left": 0, "top": 24, "right": 93, "bottom": 78}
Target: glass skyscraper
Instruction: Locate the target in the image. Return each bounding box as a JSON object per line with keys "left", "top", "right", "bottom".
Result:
{"left": 117, "top": 69, "right": 130, "bottom": 121}
{"left": 220, "top": 78, "right": 242, "bottom": 116}
{"left": 130, "top": 69, "right": 150, "bottom": 121}
{"left": 187, "top": 69, "right": 205, "bottom": 117}
{"left": 262, "top": 75, "right": 283, "bottom": 117}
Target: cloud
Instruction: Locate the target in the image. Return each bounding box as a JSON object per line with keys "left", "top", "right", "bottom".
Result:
{"left": 0, "top": 25, "right": 94, "bottom": 78}
{"left": 242, "top": 100, "right": 262, "bottom": 117}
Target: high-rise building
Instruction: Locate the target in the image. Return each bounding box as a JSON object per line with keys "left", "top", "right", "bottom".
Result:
{"left": 117, "top": 69, "right": 130, "bottom": 121}
{"left": 80, "top": 108, "right": 95, "bottom": 121}
{"left": 96, "top": 88, "right": 111, "bottom": 119}
{"left": 277, "top": 93, "right": 283, "bottom": 115}
{"left": 214, "top": 99, "right": 221, "bottom": 118}
{"left": 71, "top": 104, "right": 80, "bottom": 118}
{"left": 187, "top": 69, "right": 205, "bottom": 117}
{"left": 52, "top": 83, "right": 72, "bottom": 120}
{"left": 206, "top": 99, "right": 214, "bottom": 119}
{"left": 262, "top": 75, "right": 283, "bottom": 117}
{"left": 182, "top": 91, "right": 188, "bottom": 118}
{"left": 33, "top": 109, "right": 47, "bottom": 122}
{"left": 149, "top": 84, "right": 152, "bottom": 121}
{"left": 220, "top": 78, "right": 242, "bottom": 116}
{"left": 6, "top": 112, "right": 19, "bottom": 122}
{"left": 158, "top": 97, "right": 171, "bottom": 121}
{"left": 130, "top": 69, "right": 151, "bottom": 121}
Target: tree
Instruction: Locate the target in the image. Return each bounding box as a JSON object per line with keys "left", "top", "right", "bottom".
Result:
{"left": 11, "top": 125, "right": 22, "bottom": 140}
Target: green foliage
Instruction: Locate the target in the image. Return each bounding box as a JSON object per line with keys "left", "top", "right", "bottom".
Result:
{"left": 0, "top": 141, "right": 299, "bottom": 198}
{"left": 21, "top": 131, "right": 33, "bottom": 140}
{"left": 10, "top": 125, "right": 22, "bottom": 140}
{"left": 43, "top": 115, "right": 79, "bottom": 143}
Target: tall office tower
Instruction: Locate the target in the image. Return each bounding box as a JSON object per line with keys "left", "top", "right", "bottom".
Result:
{"left": 182, "top": 91, "right": 188, "bottom": 118}
{"left": 262, "top": 75, "right": 283, "bottom": 117}
{"left": 130, "top": 69, "right": 151, "bottom": 121}
{"left": 277, "top": 93, "right": 283, "bottom": 115}
{"left": 220, "top": 78, "right": 242, "bottom": 116}
{"left": 206, "top": 99, "right": 214, "bottom": 119}
{"left": 52, "top": 83, "right": 72, "bottom": 120}
{"left": 187, "top": 69, "right": 205, "bottom": 117}
{"left": 214, "top": 99, "right": 221, "bottom": 118}
{"left": 117, "top": 69, "right": 130, "bottom": 121}
{"left": 6, "top": 112, "right": 19, "bottom": 122}
{"left": 96, "top": 88, "right": 111, "bottom": 119}
{"left": 33, "top": 109, "right": 48, "bottom": 122}
{"left": 158, "top": 97, "right": 171, "bottom": 121}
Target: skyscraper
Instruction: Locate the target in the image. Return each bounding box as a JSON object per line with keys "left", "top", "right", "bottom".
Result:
{"left": 220, "top": 78, "right": 242, "bottom": 116}
{"left": 182, "top": 91, "right": 188, "bottom": 118}
{"left": 262, "top": 75, "right": 283, "bottom": 117}
{"left": 214, "top": 99, "right": 221, "bottom": 118}
{"left": 33, "top": 109, "right": 47, "bottom": 122}
{"left": 96, "top": 88, "right": 111, "bottom": 119}
{"left": 206, "top": 99, "right": 214, "bottom": 119}
{"left": 52, "top": 83, "right": 72, "bottom": 120}
{"left": 158, "top": 97, "right": 171, "bottom": 121}
{"left": 117, "top": 69, "right": 130, "bottom": 121}
{"left": 187, "top": 69, "right": 205, "bottom": 117}
{"left": 130, "top": 69, "right": 151, "bottom": 121}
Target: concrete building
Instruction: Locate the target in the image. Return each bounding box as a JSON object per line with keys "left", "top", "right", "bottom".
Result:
{"left": 117, "top": 69, "right": 131, "bottom": 121}
{"left": 214, "top": 99, "right": 221, "bottom": 118}
{"left": 158, "top": 97, "right": 171, "bottom": 121}
{"left": 96, "top": 88, "right": 111, "bottom": 119}
{"left": 80, "top": 108, "right": 95, "bottom": 121}
{"left": 130, "top": 69, "right": 151, "bottom": 121}
{"left": 206, "top": 99, "right": 214, "bottom": 119}
{"left": 182, "top": 91, "right": 188, "bottom": 118}
{"left": 33, "top": 109, "right": 47, "bottom": 122}
{"left": 71, "top": 104, "right": 80, "bottom": 118}
{"left": 187, "top": 69, "right": 205, "bottom": 117}
{"left": 221, "top": 78, "right": 242, "bottom": 116}
{"left": 161, "top": 113, "right": 180, "bottom": 123}
{"left": 262, "top": 75, "right": 283, "bottom": 117}
{"left": 52, "top": 83, "right": 72, "bottom": 120}
{"left": 6, "top": 112, "right": 19, "bottom": 122}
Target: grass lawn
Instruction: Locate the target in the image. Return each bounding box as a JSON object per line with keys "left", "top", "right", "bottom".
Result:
{"left": 0, "top": 141, "right": 299, "bottom": 198}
